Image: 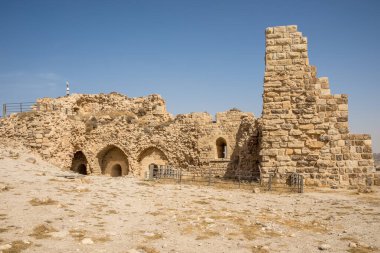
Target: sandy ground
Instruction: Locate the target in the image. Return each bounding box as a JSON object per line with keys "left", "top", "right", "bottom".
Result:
{"left": 0, "top": 144, "right": 379, "bottom": 253}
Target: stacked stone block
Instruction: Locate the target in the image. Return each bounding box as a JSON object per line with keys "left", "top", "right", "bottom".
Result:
{"left": 260, "top": 25, "right": 375, "bottom": 185}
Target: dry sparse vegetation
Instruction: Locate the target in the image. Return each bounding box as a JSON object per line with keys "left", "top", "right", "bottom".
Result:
{"left": 69, "top": 229, "right": 87, "bottom": 241}
{"left": 0, "top": 228, "right": 9, "bottom": 233}
{"left": 137, "top": 245, "right": 160, "bottom": 253}
{"left": 29, "top": 197, "right": 58, "bottom": 206}
{"left": 251, "top": 246, "right": 270, "bottom": 253}
{"left": 29, "top": 224, "right": 57, "bottom": 239}
{"left": 1, "top": 240, "right": 32, "bottom": 253}
{"left": 93, "top": 235, "right": 111, "bottom": 243}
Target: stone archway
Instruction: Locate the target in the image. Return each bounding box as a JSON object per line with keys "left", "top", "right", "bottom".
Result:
{"left": 71, "top": 151, "right": 89, "bottom": 175}
{"left": 97, "top": 145, "right": 129, "bottom": 177}
{"left": 138, "top": 147, "right": 168, "bottom": 178}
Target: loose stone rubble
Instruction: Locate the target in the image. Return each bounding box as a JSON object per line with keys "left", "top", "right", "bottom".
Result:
{"left": 0, "top": 25, "right": 377, "bottom": 186}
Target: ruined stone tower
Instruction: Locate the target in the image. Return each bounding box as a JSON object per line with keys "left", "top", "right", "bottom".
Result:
{"left": 260, "top": 25, "right": 374, "bottom": 186}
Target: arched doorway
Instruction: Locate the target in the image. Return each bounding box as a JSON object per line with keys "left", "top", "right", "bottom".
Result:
{"left": 216, "top": 137, "right": 227, "bottom": 159}
{"left": 71, "top": 151, "right": 89, "bottom": 175}
{"left": 97, "top": 145, "right": 129, "bottom": 177}
{"left": 138, "top": 147, "right": 168, "bottom": 178}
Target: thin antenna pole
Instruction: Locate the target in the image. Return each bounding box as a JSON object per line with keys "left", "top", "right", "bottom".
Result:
{"left": 66, "top": 81, "right": 70, "bottom": 96}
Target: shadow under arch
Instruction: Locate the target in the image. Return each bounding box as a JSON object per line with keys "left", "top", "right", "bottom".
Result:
{"left": 97, "top": 144, "right": 129, "bottom": 177}
{"left": 224, "top": 118, "right": 261, "bottom": 181}
{"left": 71, "top": 151, "right": 89, "bottom": 175}
{"left": 137, "top": 146, "right": 168, "bottom": 178}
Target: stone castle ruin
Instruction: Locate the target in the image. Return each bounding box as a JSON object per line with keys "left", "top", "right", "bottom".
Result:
{"left": 0, "top": 25, "right": 376, "bottom": 186}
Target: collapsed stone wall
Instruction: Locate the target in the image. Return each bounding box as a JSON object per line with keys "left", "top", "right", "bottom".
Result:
{"left": 260, "top": 25, "right": 375, "bottom": 186}
{"left": 0, "top": 93, "right": 258, "bottom": 179}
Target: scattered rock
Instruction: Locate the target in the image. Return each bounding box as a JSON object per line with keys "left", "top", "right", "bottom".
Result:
{"left": 358, "top": 187, "right": 373, "bottom": 193}
{"left": 75, "top": 186, "right": 89, "bottom": 192}
{"left": 126, "top": 249, "right": 141, "bottom": 253}
{"left": 0, "top": 184, "right": 9, "bottom": 192}
{"left": 325, "top": 215, "right": 335, "bottom": 221}
{"left": 359, "top": 242, "right": 369, "bottom": 248}
{"left": 204, "top": 217, "right": 214, "bottom": 223}
{"left": 81, "top": 238, "right": 94, "bottom": 245}
{"left": 8, "top": 151, "right": 19, "bottom": 159}
{"left": 0, "top": 244, "right": 12, "bottom": 250}
{"left": 253, "top": 245, "right": 269, "bottom": 252}
{"left": 253, "top": 188, "right": 260, "bottom": 193}
{"left": 51, "top": 230, "right": 68, "bottom": 238}
{"left": 143, "top": 232, "right": 155, "bottom": 237}
{"left": 25, "top": 157, "right": 37, "bottom": 164}
{"left": 318, "top": 244, "right": 331, "bottom": 250}
{"left": 348, "top": 242, "right": 357, "bottom": 248}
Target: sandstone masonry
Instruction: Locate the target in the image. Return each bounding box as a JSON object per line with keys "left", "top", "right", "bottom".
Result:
{"left": 0, "top": 25, "right": 376, "bottom": 186}
{"left": 261, "top": 25, "right": 375, "bottom": 186}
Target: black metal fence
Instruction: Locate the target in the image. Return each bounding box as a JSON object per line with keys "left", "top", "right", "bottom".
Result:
{"left": 2, "top": 102, "right": 72, "bottom": 117}
{"left": 147, "top": 165, "right": 304, "bottom": 193}
{"left": 263, "top": 172, "right": 304, "bottom": 193}
{"left": 2, "top": 102, "right": 35, "bottom": 117}
{"left": 147, "top": 165, "right": 260, "bottom": 190}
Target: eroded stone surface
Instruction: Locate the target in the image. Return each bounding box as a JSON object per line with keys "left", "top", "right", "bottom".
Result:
{"left": 260, "top": 25, "right": 375, "bottom": 186}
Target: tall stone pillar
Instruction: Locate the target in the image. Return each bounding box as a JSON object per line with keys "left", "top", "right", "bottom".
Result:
{"left": 259, "top": 25, "right": 374, "bottom": 186}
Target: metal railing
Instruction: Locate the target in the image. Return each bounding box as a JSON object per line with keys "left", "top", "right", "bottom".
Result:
{"left": 147, "top": 165, "right": 261, "bottom": 190}
{"left": 2, "top": 102, "right": 35, "bottom": 117}
{"left": 2, "top": 102, "right": 72, "bottom": 117}
{"left": 266, "top": 172, "right": 304, "bottom": 193}
{"left": 146, "top": 165, "right": 305, "bottom": 193}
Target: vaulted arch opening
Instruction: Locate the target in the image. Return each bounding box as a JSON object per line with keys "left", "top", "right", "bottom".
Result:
{"left": 216, "top": 137, "right": 227, "bottom": 159}
{"left": 138, "top": 147, "right": 168, "bottom": 178}
{"left": 97, "top": 145, "right": 129, "bottom": 177}
{"left": 71, "top": 151, "right": 89, "bottom": 175}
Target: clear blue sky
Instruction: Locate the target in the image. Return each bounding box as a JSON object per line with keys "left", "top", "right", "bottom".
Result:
{"left": 0, "top": 0, "right": 379, "bottom": 152}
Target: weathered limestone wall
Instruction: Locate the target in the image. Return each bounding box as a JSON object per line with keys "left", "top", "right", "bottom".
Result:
{"left": 260, "top": 25, "right": 375, "bottom": 185}
{"left": 0, "top": 93, "right": 257, "bottom": 179}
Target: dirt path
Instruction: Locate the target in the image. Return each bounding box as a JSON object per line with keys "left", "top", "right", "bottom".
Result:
{"left": 0, "top": 144, "right": 379, "bottom": 253}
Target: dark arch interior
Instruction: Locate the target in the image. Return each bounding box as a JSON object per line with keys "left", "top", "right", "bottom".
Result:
{"left": 149, "top": 163, "right": 159, "bottom": 178}
{"left": 150, "top": 163, "right": 159, "bottom": 169}
{"left": 71, "top": 151, "right": 89, "bottom": 175}
{"left": 77, "top": 164, "right": 87, "bottom": 175}
{"left": 216, "top": 138, "right": 227, "bottom": 158}
{"left": 111, "top": 164, "right": 122, "bottom": 177}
